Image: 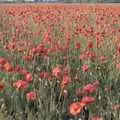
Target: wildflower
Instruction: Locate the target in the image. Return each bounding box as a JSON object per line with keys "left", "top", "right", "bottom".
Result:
{"left": 75, "top": 42, "right": 81, "bottom": 49}
{"left": 3, "top": 62, "right": 13, "bottom": 72}
{"left": 14, "top": 66, "right": 28, "bottom": 75}
{"left": 88, "top": 41, "right": 93, "bottom": 49}
{"left": 0, "top": 57, "right": 6, "bottom": 65}
{"left": 116, "top": 63, "right": 120, "bottom": 70}
{"left": 112, "top": 104, "right": 120, "bottom": 110}
{"left": 25, "top": 72, "right": 32, "bottom": 83}
{"left": 0, "top": 83, "right": 4, "bottom": 92}
{"left": 31, "top": 47, "right": 37, "bottom": 54}
{"left": 83, "top": 84, "right": 97, "bottom": 94}
{"left": 99, "top": 56, "right": 107, "bottom": 62}
{"left": 63, "top": 65, "right": 71, "bottom": 75}
{"left": 39, "top": 71, "right": 52, "bottom": 80}
{"left": 69, "top": 102, "right": 85, "bottom": 116}
{"left": 40, "top": 72, "right": 48, "bottom": 79}
{"left": 36, "top": 44, "right": 47, "bottom": 55}
{"left": 13, "top": 80, "right": 28, "bottom": 90}
{"left": 81, "top": 96, "right": 95, "bottom": 105}
{"left": 22, "top": 55, "right": 32, "bottom": 61}
{"left": 117, "top": 45, "right": 120, "bottom": 53}
{"left": 19, "top": 68, "right": 28, "bottom": 76}
{"left": 0, "top": 64, "right": 4, "bottom": 71}
{"left": 82, "top": 64, "right": 89, "bottom": 72}
{"left": 80, "top": 51, "right": 96, "bottom": 61}
{"left": 65, "top": 32, "right": 71, "bottom": 41}
{"left": 61, "top": 75, "right": 71, "bottom": 89}
{"left": 92, "top": 80, "right": 100, "bottom": 88}
{"left": 53, "top": 66, "right": 62, "bottom": 78}
{"left": 26, "top": 91, "right": 37, "bottom": 101}
{"left": 79, "top": 54, "right": 87, "bottom": 60}
{"left": 91, "top": 116, "right": 103, "bottom": 120}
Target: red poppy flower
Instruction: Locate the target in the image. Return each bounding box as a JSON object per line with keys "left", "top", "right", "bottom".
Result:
{"left": 63, "top": 65, "right": 71, "bottom": 75}
{"left": 81, "top": 96, "right": 95, "bottom": 105}
{"left": 75, "top": 42, "right": 81, "bottom": 49}
{"left": 26, "top": 91, "right": 37, "bottom": 101}
{"left": 92, "top": 80, "right": 100, "bottom": 88}
{"left": 13, "top": 80, "right": 29, "bottom": 90}
{"left": 116, "top": 63, "right": 120, "bottom": 70}
{"left": 3, "top": 62, "right": 13, "bottom": 72}
{"left": 112, "top": 104, "right": 120, "bottom": 110}
{"left": 83, "top": 84, "right": 97, "bottom": 94}
{"left": 25, "top": 72, "right": 32, "bottom": 83}
{"left": 53, "top": 66, "right": 62, "bottom": 78}
{"left": 91, "top": 116, "right": 103, "bottom": 120}
{"left": 69, "top": 102, "right": 85, "bottom": 116}
{"left": 0, "top": 57, "right": 6, "bottom": 65}
{"left": 0, "top": 83, "right": 4, "bottom": 92}
{"left": 61, "top": 75, "right": 71, "bottom": 89}
{"left": 22, "top": 55, "right": 32, "bottom": 61}
{"left": 80, "top": 51, "right": 96, "bottom": 61}
{"left": 88, "top": 41, "right": 93, "bottom": 49}
{"left": 82, "top": 64, "right": 89, "bottom": 72}
{"left": 31, "top": 47, "right": 37, "bottom": 54}
{"left": 99, "top": 56, "right": 107, "bottom": 62}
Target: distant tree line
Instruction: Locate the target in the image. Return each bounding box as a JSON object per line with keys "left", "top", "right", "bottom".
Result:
{"left": 64, "top": 0, "right": 120, "bottom": 3}
{"left": 0, "top": 0, "right": 119, "bottom": 3}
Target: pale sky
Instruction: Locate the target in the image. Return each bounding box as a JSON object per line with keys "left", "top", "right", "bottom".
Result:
{"left": 0, "top": 0, "right": 57, "bottom": 2}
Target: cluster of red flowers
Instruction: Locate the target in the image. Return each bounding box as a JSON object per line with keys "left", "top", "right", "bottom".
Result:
{"left": 0, "top": 4, "right": 120, "bottom": 119}
{"left": 69, "top": 80, "right": 99, "bottom": 116}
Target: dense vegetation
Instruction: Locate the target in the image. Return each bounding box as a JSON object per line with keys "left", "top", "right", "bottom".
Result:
{"left": 0, "top": 4, "right": 120, "bottom": 120}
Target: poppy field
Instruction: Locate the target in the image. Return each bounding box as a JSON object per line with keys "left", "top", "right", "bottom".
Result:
{"left": 0, "top": 4, "right": 120, "bottom": 120}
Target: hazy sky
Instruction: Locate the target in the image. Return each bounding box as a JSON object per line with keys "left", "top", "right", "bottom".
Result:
{"left": 0, "top": 0, "right": 58, "bottom": 2}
